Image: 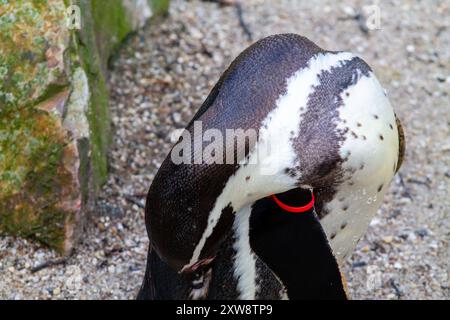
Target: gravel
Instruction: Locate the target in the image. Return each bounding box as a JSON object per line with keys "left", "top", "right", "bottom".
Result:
{"left": 1, "top": 0, "right": 448, "bottom": 300}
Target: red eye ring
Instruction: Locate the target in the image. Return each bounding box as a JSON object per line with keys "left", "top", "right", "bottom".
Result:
{"left": 271, "top": 191, "right": 315, "bottom": 213}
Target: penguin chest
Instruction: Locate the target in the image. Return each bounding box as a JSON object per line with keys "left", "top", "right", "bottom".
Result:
{"left": 320, "top": 72, "right": 400, "bottom": 264}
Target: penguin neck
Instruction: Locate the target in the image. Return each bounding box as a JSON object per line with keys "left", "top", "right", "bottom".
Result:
{"left": 249, "top": 189, "right": 348, "bottom": 300}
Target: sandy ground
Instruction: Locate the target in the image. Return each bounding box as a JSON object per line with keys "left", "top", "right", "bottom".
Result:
{"left": 0, "top": 0, "right": 448, "bottom": 299}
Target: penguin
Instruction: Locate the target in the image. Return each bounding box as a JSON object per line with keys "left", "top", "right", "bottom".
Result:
{"left": 137, "top": 34, "right": 405, "bottom": 300}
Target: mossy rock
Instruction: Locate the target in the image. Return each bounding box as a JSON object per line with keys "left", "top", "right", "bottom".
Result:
{"left": 0, "top": 0, "right": 169, "bottom": 253}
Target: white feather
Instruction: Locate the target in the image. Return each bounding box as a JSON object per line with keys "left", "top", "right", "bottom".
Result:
{"left": 232, "top": 205, "right": 257, "bottom": 299}
{"left": 321, "top": 72, "right": 399, "bottom": 264}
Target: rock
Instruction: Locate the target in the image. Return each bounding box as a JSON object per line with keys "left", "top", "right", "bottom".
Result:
{"left": 0, "top": 0, "right": 170, "bottom": 254}
{"left": 382, "top": 236, "right": 394, "bottom": 244}
{"left": 436, "top": 74, "right": 446, "bottom": 83}
{"left": 172, "top": 112, "right": 182, "bottom": 123}
{"left": 406, "top": 44, "right": 415, "bottom": 53}
{"left": 415, "top": 228, "right": 428, "bottom": 238}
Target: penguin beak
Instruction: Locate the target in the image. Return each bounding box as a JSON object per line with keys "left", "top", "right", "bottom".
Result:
{"left": 181, "top": 256, "right": 216, "bottom": 273}
{"left": 395, "top": 115, "right": 405, "bottom": 173}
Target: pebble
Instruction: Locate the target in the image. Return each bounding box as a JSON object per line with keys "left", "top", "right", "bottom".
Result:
{"left": 406, "top": 44, "right": 415, "bottom": 53}
{"left": 382, "top": 236, "right": 394, "bottom": 244}
{"left": 415, "top": 228, "right": 428, "bottom": 238}
{"left": 172, "top": 112, "right": 182, "bottom": 124}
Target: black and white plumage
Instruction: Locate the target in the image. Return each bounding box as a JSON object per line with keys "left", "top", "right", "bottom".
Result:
{"left": 137, "top": 34, "right": 404, "bottom": 300}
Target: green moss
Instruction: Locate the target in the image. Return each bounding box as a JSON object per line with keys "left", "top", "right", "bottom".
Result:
{"left": 150, "top": 0, "right": 170, "bottom": 17}
{"left": 91, "top": 0, "right": 133, "bottom": 73}
{"left": 77, "top": 137, "right": 90, "bottom": 204}
{"left": 0, "top": 0, "right": 71, "bottom": 251}
{"left": 69, "top": 0, "right": 113, "bottom": 191}
{"left": 0, "top": 201, "right": 67, "bottom": 250}
{"left": 86, "top": 72, "right": 110, "bottom": 190}
{"left": 0, "top": 107, "right": 69, "bottom": 251}
{"left": 0, "top": 0, "right": 69, "bottom": 113}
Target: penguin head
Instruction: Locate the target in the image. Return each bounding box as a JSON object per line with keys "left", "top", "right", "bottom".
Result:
{"left": 145, "top": 153, "right": 237, "bottom": 272}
